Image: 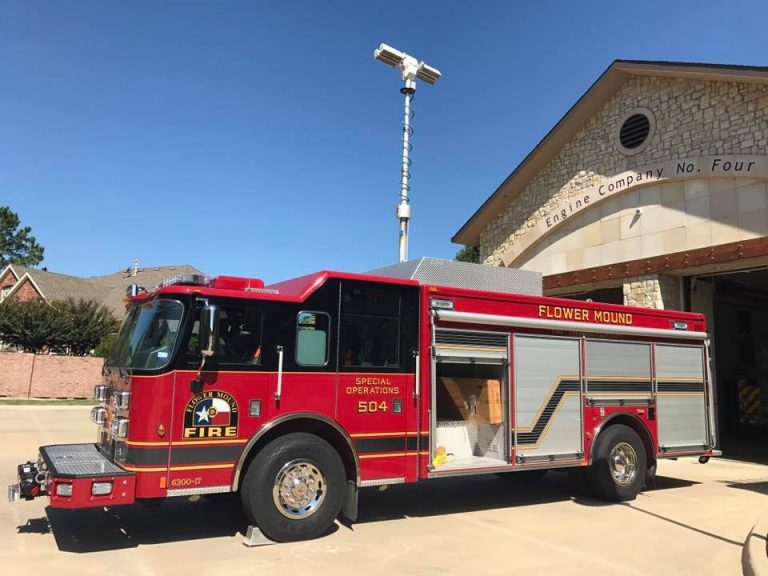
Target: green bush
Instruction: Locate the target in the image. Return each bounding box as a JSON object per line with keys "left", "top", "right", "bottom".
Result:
{"left": 0, "top": 298, "right": 119, "bottom": 356}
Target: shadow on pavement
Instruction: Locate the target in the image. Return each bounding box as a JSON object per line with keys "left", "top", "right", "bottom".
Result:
{"left": 721, "top": 478, "right": 768, "bottom": 496}
{"left": 16, "top": 516, "right": 52, "bottom": 535}
{"left": 355, "top": 471, "right": 587, "bottom": 525}
{"left": 651, "top": 475, "right": 700, "bottom": 491}
{"left": 18, "top": 495, "right": 251, "bottom": 553}
{"left": 18, "top": 472, "right": 702, "bottom": 551}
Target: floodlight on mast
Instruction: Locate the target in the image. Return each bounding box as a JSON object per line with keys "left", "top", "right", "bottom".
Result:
{"left": 373, "top": 43, "right": 442, "bottom": 263}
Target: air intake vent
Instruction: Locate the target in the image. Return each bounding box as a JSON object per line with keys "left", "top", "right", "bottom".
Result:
{"left": 619, "top": 113, "right": 651, "bottom": 150}
{"left": 435, "top": 330, "right": 508, "bottom": 348}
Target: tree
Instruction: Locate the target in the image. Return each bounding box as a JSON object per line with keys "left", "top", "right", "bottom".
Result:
{"left": 0, "top": 299, "right": 68, "bottom": 353}
{"left": 0, "top": 206, "right": 45, "bottom": 267}
{"left": 455, "top": 245, "right": 480, "bottom": 263}
{"left": 55, "top": 298, "right": 120, "bottom": 356}
{"left": 94, "top": 332, "right": 118, "bottom": 358}
{"left": 0, "top": 298, "right": 118, "bottom": 355}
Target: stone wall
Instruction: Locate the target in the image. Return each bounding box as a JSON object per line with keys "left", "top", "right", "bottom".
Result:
{"left": 480, "top": 75, "right": 768, "bottom": 266}
{"left": 622, "top": 273, "right": 682, "bottom": 310}
{"left": 0, "top": 353, "right": 103, "bottom": 398}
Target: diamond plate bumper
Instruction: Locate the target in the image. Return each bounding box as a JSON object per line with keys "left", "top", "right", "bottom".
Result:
{"left": 39, "top": 444, "right": 136, "bottom": 509}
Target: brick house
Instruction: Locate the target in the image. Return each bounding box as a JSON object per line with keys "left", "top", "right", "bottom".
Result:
{"left": 0, "top": 262, "right": 203, "bottom": 318}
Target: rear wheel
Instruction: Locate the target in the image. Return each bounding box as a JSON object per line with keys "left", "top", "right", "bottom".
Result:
{"left": 241, "top": 433, "right": 345, "bottom": 542}
{"left": 587, "top": 424, "right": 647, "bottom": 502}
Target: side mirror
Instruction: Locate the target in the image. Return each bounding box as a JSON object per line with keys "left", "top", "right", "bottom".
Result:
{"left": 199, "top": 304, "right": 219, "bottom": 358}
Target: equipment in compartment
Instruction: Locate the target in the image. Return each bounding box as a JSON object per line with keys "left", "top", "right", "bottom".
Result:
{"left": 438, "top": 377, "right": 502, "bottom": 424}
{"left": 434, "top": 373, "right": 506, "bottom": 470}
{"left": 433, "top": 421, "right": 505, "bottom": 469}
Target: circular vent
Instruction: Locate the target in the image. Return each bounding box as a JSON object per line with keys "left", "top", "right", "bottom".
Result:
{"left": 619, "top": 113, "right": 651, "bottom": 150}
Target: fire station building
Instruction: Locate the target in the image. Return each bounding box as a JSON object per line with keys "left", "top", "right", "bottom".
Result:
{"left": 454, "top": 60, "right": 768, "bottom": 455}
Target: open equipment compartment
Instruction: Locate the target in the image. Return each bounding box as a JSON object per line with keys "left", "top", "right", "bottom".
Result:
{"left": 431, "top": 327, "right": 510, "bottom": 472}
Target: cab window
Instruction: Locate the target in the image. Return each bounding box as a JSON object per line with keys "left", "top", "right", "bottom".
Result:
{"left": 188, "top": 303, "right": 264, "bottom": 366}
{"left": 296, "top": 311, "right": 330, "bottom": 366}
{"left": 341, "top": 284, "right": 402, "bottom": 369}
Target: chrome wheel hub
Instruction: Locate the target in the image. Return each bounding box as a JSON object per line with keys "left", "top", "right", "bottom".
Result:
{"left": 272, "top": 459, "right": 326, "bottom": 519}
{"left": 610, "top": 442, "right": 638, "bottom": 486}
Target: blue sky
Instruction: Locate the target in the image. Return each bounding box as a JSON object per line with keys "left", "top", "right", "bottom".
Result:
{"left": 2, "top": 1, "right": 767, "bottom": 283}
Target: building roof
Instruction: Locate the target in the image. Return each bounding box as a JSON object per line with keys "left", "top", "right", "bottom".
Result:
{"left": 452, "top": 60, "right": 768, "bottom": 247}
{"left": 10, "top": 265, "right": 110, "bottom": 303}
{"left": 0, "top": 263, "right": 203, "bottom": 317}
{"left": 89, "top": 264, "right": 202, "bottom": 316}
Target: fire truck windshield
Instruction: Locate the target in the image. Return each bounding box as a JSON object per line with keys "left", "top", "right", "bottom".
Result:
{"left": 106, "top": 299, "right": 184, "bottom": 370}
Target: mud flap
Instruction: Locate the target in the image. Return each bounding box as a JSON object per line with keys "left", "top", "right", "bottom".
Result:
{"left": 341, "top": 480, "right": 358, "bottom": 522}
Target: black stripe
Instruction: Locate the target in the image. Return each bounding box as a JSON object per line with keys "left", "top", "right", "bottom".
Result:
{"left": 658, "top": 381, "right": 705, "bottom": 392}
{"left": 352, "top": 435, "right": 422, "bottom": 454}
{"left": 354, "top": 437, "right": 407, "bottom": 453}
{"left": 517, "top": 379, "right": 580, "bottom": 445}
{"left": 126, "top": 445, "right": 244, "bottom": 466}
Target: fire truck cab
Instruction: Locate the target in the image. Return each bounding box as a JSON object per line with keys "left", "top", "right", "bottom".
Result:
{"left": 9, "top": 259, "right": 716, "bottom": 543}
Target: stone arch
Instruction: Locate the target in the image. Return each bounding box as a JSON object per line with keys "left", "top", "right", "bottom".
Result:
{"left": 511, "top": 172, "right": 768, "bottom": 276}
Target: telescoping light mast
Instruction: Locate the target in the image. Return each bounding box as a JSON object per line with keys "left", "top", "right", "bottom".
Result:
{"left": 373, "top": 44, "right": 441, "bottom": 263}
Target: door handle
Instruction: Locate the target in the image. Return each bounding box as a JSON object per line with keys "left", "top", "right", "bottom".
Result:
{"left": 274, "top": 345, "right": 284, "bottom": 401}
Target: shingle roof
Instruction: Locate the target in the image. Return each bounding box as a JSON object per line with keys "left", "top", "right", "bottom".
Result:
{"left": 12, "top": 265, "right": 110, "bottom": 303}
{"left": 88, "top": 264, "right": 203, "bottom": 316}
{"left": 3, "top": 264, "right": 204, "bottom": 318}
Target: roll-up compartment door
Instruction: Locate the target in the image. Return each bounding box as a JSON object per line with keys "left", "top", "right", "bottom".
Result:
{"left": 585, "top": 340, "right": 652, "bottom": 404}
{"left": 433, "top": 328, "right": 508, "bottom": 363}
{"left": 655, "top": 344, "right": 708, "bottom": 451}
{"left": 514, "top": 335, "right": 582, "bottom": 462}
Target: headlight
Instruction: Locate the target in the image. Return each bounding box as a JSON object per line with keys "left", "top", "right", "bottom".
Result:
{"left": 92, "top": 481, "right": 113, "bottom": 496}
{"left": 114, "top": 391, "right": 131, "bottom": 411}
{"left": 93, "top": 385, "right": 109, "bottom": 403}
{"left": 110, "top": 417, "right": 129, "bottom": 439}
{"left": 90, "top": 406, "right": 107, "bottom": 425}
{"left": 55, "top": 483, "right": 73, "bottom": 497}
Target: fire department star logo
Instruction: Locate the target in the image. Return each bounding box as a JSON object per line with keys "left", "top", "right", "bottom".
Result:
{"left": 195, "top": 405, "right": 210, "bottom": 423}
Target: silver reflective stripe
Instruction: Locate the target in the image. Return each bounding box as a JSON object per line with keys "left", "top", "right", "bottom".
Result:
{"left": 167, "top": 485, "right": 230, "bottom": 497}
{"left": 435, "top": 310, "right": 707, "bottom": 341}
{"left": 360, "top": 477, "right": 405, "bottom": 487}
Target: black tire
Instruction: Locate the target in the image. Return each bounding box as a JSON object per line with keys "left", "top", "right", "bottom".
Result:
{"left": 567, "top": 467, "right": 594, "bottom": 497}
{"left": 496, "top": 469, "right": 548, "bottom": 484}
{"left": 240, "top": 433, "right": 345, "bottom": 542}
{"left": 645, "top": 459, "right": 657, "bottom": 490}
{"left": 586, "top": 424, "right": 647, "bottom": 502}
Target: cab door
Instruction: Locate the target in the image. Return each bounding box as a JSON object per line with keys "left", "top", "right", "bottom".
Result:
{"left": 336, "top": 281, "right": 419, "bottom": 484}
{"left": 169, "top": 299, "right": 271, "bottom": 494}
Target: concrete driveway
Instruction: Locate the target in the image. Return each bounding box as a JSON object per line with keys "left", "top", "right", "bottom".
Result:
{"left": 3, "top": 405, "right": 767, "bottom": 575}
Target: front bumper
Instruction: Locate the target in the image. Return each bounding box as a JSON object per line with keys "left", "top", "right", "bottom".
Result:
{"left": 9, "top": 443, "right": 136, "bottom": 509}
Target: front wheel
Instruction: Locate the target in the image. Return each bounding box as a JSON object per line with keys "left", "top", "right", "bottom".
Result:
{"left": 240, "top": 433, "right": 345, "bottom": 542}
{"left": 587, "top": 424, "right": 647, "bottom": 502}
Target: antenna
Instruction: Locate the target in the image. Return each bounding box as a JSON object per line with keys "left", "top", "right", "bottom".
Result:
{"left": 374, "top": 43, "right": 442, "bottom": 263}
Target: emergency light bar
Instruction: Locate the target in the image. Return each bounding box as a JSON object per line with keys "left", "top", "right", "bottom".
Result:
{"left": 147, "top": 274, "right": 271, "bottom": 293}
{"left": 125, "top": 285, "right": 146, "bottom": 297}
{"left": 154, "top": 274, "right": 212, "bottom": 290}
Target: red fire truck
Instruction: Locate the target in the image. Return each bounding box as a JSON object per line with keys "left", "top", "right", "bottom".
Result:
{"left": 9, "top": 259, "right": 716, "bottom": 543}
